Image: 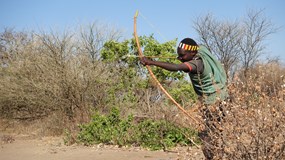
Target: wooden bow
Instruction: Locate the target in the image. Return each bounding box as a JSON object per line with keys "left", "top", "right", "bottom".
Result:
{"left": 133, "top": 11, "right": 199, "bottom": 124}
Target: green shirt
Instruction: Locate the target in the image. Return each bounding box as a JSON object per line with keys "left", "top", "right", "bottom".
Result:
{"left": 188, "top": 46, "right": 228, "bottom": 104}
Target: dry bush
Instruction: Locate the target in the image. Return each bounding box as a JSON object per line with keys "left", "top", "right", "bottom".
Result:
{"left": 0, "top": 29, "right": 121, "bottom": 135}
{"left": 199, "top": 62, "right": 285, "bottom": 159}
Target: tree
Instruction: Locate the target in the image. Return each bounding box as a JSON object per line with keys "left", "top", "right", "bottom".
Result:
{"left": 238, "top": 9, "right": 278, "bottom": 77}
{"left": 193, "top": 9, "right": 278, "bottom": 78}
{"left": 0, "top": 28, "right": 32, "bottom": 66}
{"left": 80, "top": 22, "right": 122, "bottom": 62}
{"left": 193, "top": 14, "right": 242, "bottom": 79}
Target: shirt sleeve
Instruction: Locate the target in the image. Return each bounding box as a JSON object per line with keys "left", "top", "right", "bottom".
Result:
{"left": 183, "top": 58, "right": 204, "bottom": 74}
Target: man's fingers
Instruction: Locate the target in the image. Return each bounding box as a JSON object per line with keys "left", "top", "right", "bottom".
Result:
{"left": 140, "top": 57, "right": 146, "bottom": 65}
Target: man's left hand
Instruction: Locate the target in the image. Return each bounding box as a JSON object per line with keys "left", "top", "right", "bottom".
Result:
{"left": 140, "top": 57, "right": 152, "bottom": 66}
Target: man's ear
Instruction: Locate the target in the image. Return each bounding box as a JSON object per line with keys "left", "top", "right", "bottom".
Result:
{"left": 191, "top": 51, "right": 198, "bottom": 55}
{"left": 187, "top": 51, "right": 194, "bottom": 55}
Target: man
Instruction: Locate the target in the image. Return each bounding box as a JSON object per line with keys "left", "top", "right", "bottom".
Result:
{"left": 140, "top": 38, "right": 228, "bottom": 159}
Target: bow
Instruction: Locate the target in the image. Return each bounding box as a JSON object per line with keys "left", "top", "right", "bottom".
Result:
{"left": 133, "top": 11, "right": 199, "bottom": 124}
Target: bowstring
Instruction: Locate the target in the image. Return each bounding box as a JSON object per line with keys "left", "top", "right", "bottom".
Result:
{"left": 139, "top": 11, "right": 168, "bottom": 42}
{"left": 138, "top": 12, "right": 178, "bottom": 59}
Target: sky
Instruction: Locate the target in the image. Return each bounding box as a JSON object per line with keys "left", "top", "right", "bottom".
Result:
{"left": 1, "top": 0, "right": 285, "bottom": 62}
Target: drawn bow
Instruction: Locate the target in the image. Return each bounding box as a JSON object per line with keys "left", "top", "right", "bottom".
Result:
{"left": 133, "top": 11, "right": 199, "bottom": 124}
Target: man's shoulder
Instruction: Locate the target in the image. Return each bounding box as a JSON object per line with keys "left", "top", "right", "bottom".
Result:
{"left": 198, "top": 45, "right": 210, "bottom": 53}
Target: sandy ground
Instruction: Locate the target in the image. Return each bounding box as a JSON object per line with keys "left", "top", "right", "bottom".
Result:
{"left": 0, "top": 134, "right": 204, "bottom": 160}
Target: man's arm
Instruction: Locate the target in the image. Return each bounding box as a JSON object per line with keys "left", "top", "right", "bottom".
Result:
{"left": 140, "top": 57, "right": 204, "bottom": 73}
{"left": 140, "top": 57, "right": 189, "bottom": 72}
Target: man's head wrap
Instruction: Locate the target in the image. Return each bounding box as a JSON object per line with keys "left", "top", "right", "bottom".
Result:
{"left": 178, "top": 38, "right": 199, "bottom": 51}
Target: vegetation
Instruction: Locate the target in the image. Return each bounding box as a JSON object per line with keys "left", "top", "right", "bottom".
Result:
{"left": 0, "top": 9, "right": 284, "bottom": 159}
{"left": 199, "top": 62, "right": 285, "bottom": 159}
{"left": 0, "top": 26, "right": 196, "bottom": 139}
{"left": 77, "top": 107, "right": 199, "bottom": 150}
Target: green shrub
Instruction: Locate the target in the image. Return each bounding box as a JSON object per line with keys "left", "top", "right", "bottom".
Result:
{"left": 137, "top": 119, "right": 199, "bottom": 150}
{"left": 77, "top": 107, "right": 135, "bottom": 146}
{"left": 77, "top": 107, "right": 199, "bottom": 150}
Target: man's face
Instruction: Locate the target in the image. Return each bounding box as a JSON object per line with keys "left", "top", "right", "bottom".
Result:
{"left": 177, "top": 47, "right": 195, "bottom": 62}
